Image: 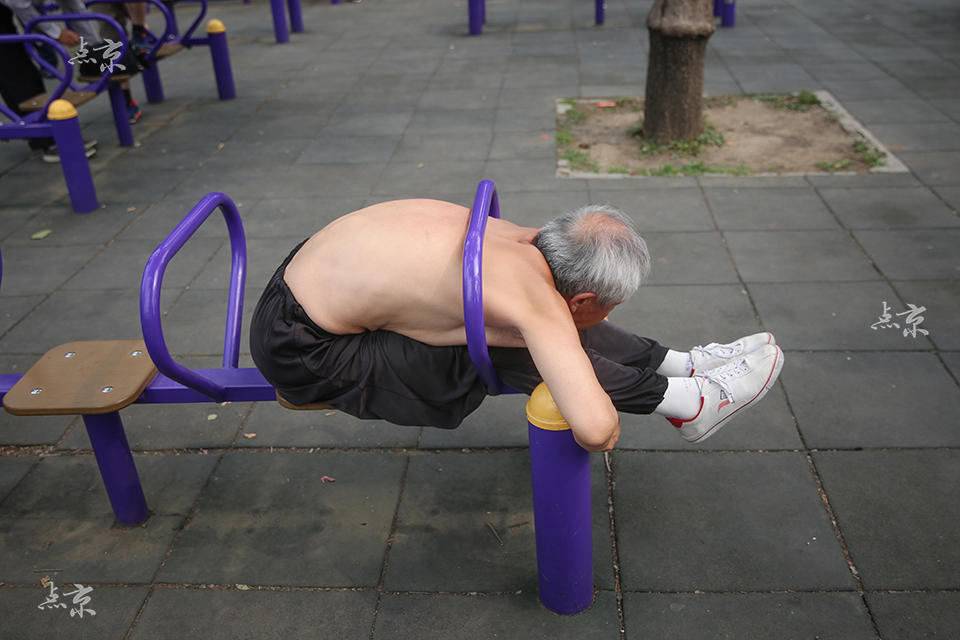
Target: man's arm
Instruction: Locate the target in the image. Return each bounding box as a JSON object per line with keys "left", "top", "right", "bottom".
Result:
{"left": 516, "top": 290, "right": 620, "bottom": 452}
{"left": 0, "top": 0, "right": 61, "bottom": 39}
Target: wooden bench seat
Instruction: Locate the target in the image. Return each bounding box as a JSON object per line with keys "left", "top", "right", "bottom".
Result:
{"left": 3, "top": 340, "right": 157, "bottom": 416}
{"left": 275, "top": 391, "right": 334, "bottom": 411}
{"left": 19, "top": 90, "right": 98, "bottom": 113}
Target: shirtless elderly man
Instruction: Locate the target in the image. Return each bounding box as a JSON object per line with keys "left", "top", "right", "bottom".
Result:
{"left": 251, "top": 198, "right": 784, "bottom": 452}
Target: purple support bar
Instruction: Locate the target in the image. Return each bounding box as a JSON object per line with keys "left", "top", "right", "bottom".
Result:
{"left": 140, "top": 192, "right": 247, "bottom": 402}
{"left": 206, "top": 21, "right": 236, "bottom": 100}
{"left": 83, "top": 412, "right": 150, "bottom": 527}
{"left": 463, "top": 179, "right": 508, "bottom": 394}
{"left": 720, "top": 0, "right": 735, "bottom": 27}
{"left": 527, "top": 384, "right": 594, "bottom": 615}
{"left": 468, "top": 0, "right": 483, "bottom": 35}
{"left": 270, "top": 0, "right": 290, "bottom": 43}
{"left": 142, "top": 65, "right": 165, "bottom": 104}
{"left": 107, "top": 84, "right": 135, "bottom": 146}
{"left": 48, "top": 104, "right": 98, "bottom": 213}
{"left": 288, "top": 0, "right": 304, "bottom": 33}
{"left": 595, "top": 0, "right": 604, "bottom": 26}
{"left": 713, "top": 0, "right": 721, "bottom": 16}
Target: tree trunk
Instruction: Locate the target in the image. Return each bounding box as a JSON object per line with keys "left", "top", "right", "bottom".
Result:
{"left": 642, "top": 0, "right": 715, "bottom": 144}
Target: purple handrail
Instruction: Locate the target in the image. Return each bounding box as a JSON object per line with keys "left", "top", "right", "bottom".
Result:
{"left": 139, "top": 192, "right": 247, "bottom": 402}
{"left": 463, "top": 179, "right": 511, "bottom": 395}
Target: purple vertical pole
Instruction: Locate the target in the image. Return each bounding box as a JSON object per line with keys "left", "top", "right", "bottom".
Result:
{"left": 83, "top": 412, "right": 150, "bottom": 527}
{"left": 468, "top": 0, "right": 483, "bottom": 35}
{"left": 595, "top": 0, "right": 604, "bottom": 25}
{"left": 331, "top": 0, "right": 341, "bottom": 5}
{"left": 270, "top": 0, "right": 290, "bottom": 43}
{"left": 526, "top": 383, "right": 594, "bottom": 615}
{"left": 47, "top": 100, "right": 98, "bottom": 214}
{"left": 287, "top": 0, "right": 304, "bottom": 32}
{"left": 107, "top": 84, "right": 134, "bottom": 145}
{"left": 721, "top": 0, "right": 735, "bottom": 27}
{"left": 713, "top": 0, "right": 721, "bottom": 17}
{"left": 142, "top": 64, "right": 165, "bottom": 104}
{"left": 206, "top": 20, "right": 236, "bottom": 100}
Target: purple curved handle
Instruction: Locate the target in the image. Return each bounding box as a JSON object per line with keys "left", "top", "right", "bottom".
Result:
{"left": 0, "top": 34, "right": 74, "bottom": 122}
{"left": 140, "top": 193, "right": 247, "bottom": 402}
{"left": 464, "top": 179, "right": 509, "bottom": 395}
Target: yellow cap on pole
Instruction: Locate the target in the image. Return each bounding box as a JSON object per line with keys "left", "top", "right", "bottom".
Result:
{"left": 47, "top": 99, "right": 78, "bottom": 121}
{"left": 526, "top": 382, "right": 571, "bottom": 431}
{"left": 206, "top": 18, "right": 226, "bottom": 34}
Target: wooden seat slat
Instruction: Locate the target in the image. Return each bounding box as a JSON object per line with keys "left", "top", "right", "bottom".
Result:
{"left": 3, "top": 340, "right": 157, "bottom": 416}
{"left": 19, "top": 90, "right": 97, "bottom": 113}
{"left": 156, "top": 43, "right": 184, "bottom": 60}
{"left": 276, "top": 391, "right": 335, "bottom": 412}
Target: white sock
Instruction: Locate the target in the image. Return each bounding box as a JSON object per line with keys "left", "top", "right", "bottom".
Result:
{"left": 654, "top": 377, "right": 702, "bottom": 420}
{"left": 656, "top": 349, "right": 693, "bottom": 377}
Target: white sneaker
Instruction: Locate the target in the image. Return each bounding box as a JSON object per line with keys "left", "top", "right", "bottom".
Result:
{"left": 689, "top": 332, "right": 776, "bottom": 375}
{"left": 669, "top": 343, "right": 784, "bottom": 443}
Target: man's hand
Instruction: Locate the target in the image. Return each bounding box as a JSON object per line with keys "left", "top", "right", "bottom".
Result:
{"left": 57, "top": 29, "right": 80, "bottom": 47}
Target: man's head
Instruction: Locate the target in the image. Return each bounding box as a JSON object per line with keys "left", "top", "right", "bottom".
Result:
{"left": 533, "top": 204, "right": 650, "bottom": 328}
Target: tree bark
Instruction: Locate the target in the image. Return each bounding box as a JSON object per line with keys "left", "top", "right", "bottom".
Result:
{"left": 642, "top": 0, "right": 715, "bottom": 144}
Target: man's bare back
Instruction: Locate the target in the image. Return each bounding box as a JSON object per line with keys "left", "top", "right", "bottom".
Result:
{"left": 284, "top": 199, "right": 550, "bottom": 349}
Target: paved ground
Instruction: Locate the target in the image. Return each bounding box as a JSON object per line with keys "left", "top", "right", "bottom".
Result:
{"left": 1, "top": 0, "right": 958, "bottom": 637}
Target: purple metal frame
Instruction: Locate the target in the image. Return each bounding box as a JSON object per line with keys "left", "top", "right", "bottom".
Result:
{"left": 469, "top": 0, "right": 603, "bottom": 35}
{"left": 0, "top": 34, "right": 99, "bottom": 213}
{"left": 1, "top": 183, "right": 595, "bottom": 613}
{"left": 268, "top": 0, "right": 304, "bottom": 44}
{"left": 25, "top": 13, "right": 135, "bottom": 146}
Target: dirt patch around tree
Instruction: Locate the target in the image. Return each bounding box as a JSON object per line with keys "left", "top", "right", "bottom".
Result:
{"left": 556, "top": 90, "right": 907, "bottom": 178}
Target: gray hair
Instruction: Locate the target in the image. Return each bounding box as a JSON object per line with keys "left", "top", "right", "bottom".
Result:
{"left": 532, "top": 204, "right": 651, "bottom": 306}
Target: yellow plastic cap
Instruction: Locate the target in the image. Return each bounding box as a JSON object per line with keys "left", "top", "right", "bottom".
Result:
{"left": 206, "top": 18, "right": 226, "bottom": 34}
{"left": 526, "top": 382, "right": 571, "bottom": 431}
{"left": 47, "top": 99, "right": 77, "bottom": 121}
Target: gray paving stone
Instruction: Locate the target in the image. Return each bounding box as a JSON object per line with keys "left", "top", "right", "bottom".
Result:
{"left": 489, "top": 130, "right": 556, "bottom": 160}
{"left": 623, "top": 592, "right": 875, "bottom": 640}
{"left": 932, "top": 185, "right": 960, "bottom": 211}
{"left": 896, "top": 150, "right": 960, "bottom": 185}
{"left": 704, "top": 187, "right": 839, "bottom": 230}
{"left": 203, "top": 139, "right": 313, "bottom": 168}
{"left": 942, "top": 351, "right": 960, "bottom": 380}
{"left": 57, "top": 401, "right": 253, "bottom": 451}
{"left": 266, "top": 163, "right": 386, "bottom": 198}
{"left": 853, "top": 229, "right": 960, "bottom": 279}
{"left": 813, "top": 450, "right": 960, "bottom": 589}
{"left": 0, "top": 294, "right": 42, "bottom": 336}
{"left": 2, "top": 201, "right": 144, "bottom": 247}
{"left": 749, "top": 281, "right": 930, "bottom": 351}
{"left": 866, "top": 592, "right": 960, "bottom": 640}
{"left": 0, "top": 289, "right": 146, "bottom": 354}
{"left": 869, "top": 122, "right": 960, "bottom": 152}
{"left": 241, "top": 402, "right": 422, "bottom": 449}
{"left": 158, "top": 452, "right": 404, "bottom": 586}
{"left": 889, "top": 279, "right": 960, "bottom": 350}
{"left": 0, "top": 357, "right": 77, "bottom": 445}
{"left": 784, "top": 352, "right": 960, "bottom": 448}
{"left": 589, "top": 188, "right": 715, "bottom": 232}
{"left": 392, "top": 132, "right": 491, "bottom": 162}
{"left": 157, "top": 287, "right": 257, "bottom": 358}
{"left": 419, "top": 392, "right": 530, "bottom": 448}
{"left": 0, "top": 515, "right": 181, "bottom": 583}
{"left": 373, "top": 592, "right": 620, "bottom": 638}
{"left": 495, "top": 189, "right": 591, "bottom": 226}
{"left": 819, "top": 186, "right": 960, "bottom": 229}
{"left": 0, "top": 456, "right": 36, "bottom": 502}
{"left": 374, "top": 159, "right": 487, "bottom": 196}
{"left": 0, "top": 245, "right": 98, "bottom": 297}
{"left": 613, "top": 451, "right": 854, "bottom": 591}
{"left": 0, "top": 586, "right": 149, "bottom": 640}
{"left": 839, "top": 98, "right": 952, "bottom": 125}
{"left": 240, "top": 196, "right": 364, "bottom": 238}
{"left": 642, "top": 232, "right": 740, "bottom": 285}
{"left": 170, "top": 164, "right": 287, "bottom": 201}
{"left": 0, "top": 454, "right": 216, "bottom": 519}
{"left": 385, "top": 452, "right": 614, "bottom": 592}
{"left": 130, "top": 589, "right": 377, "bottom": 640}
{"left": 296, "top": 134, "right": 400, "bottom": 165}
{"left": 725, "top": 230, "right": 880, "bottom": 283}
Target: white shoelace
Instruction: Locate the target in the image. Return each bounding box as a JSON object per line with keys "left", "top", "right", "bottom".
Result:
{"left": 692, "top": 340, "right": 740, "bottom": 359}
{"left": 693, "top": 357, "right": 749, "bottom": 404}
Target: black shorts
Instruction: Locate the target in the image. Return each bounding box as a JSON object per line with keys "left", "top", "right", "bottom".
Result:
{"left": 250, "top": 243, "right": 670, "bottom": 429}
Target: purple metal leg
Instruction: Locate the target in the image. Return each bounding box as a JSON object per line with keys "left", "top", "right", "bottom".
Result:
{"left": 713, "top": 0, "right": 721, "bottom": 17}
{"left": 108, "top": 84, "right": 134, "bottom": 146}
{"left": 331, "top": 0, "right": 341, "bottom": 5}
{"left": 142, "top": 64, "right": 165, "bottom": 104}
{"left": 287, "top": 0, "right": 304, "bottom": 33}
{"left": 206, "top": 22, "right": 236, "bottom": 101}
{"left": 720, "top": 0, "right": 735, "bottom": 27}
{"left": 468, "top": 0, "right": 483, "bottom": 35}
{"left": 83, "top": 412, "right": 150, "bottom": 527}
{"left": 595, "top": 0, "right": 604, "bottom": 25}
{"left": 527, "top": 384, "right": 594, "bottom": 615}
{"left": 48, "top": 103, "right": 98, "bottom": 214}
{"left": 270, "top": 0, "right": 290, "bottom": 43}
